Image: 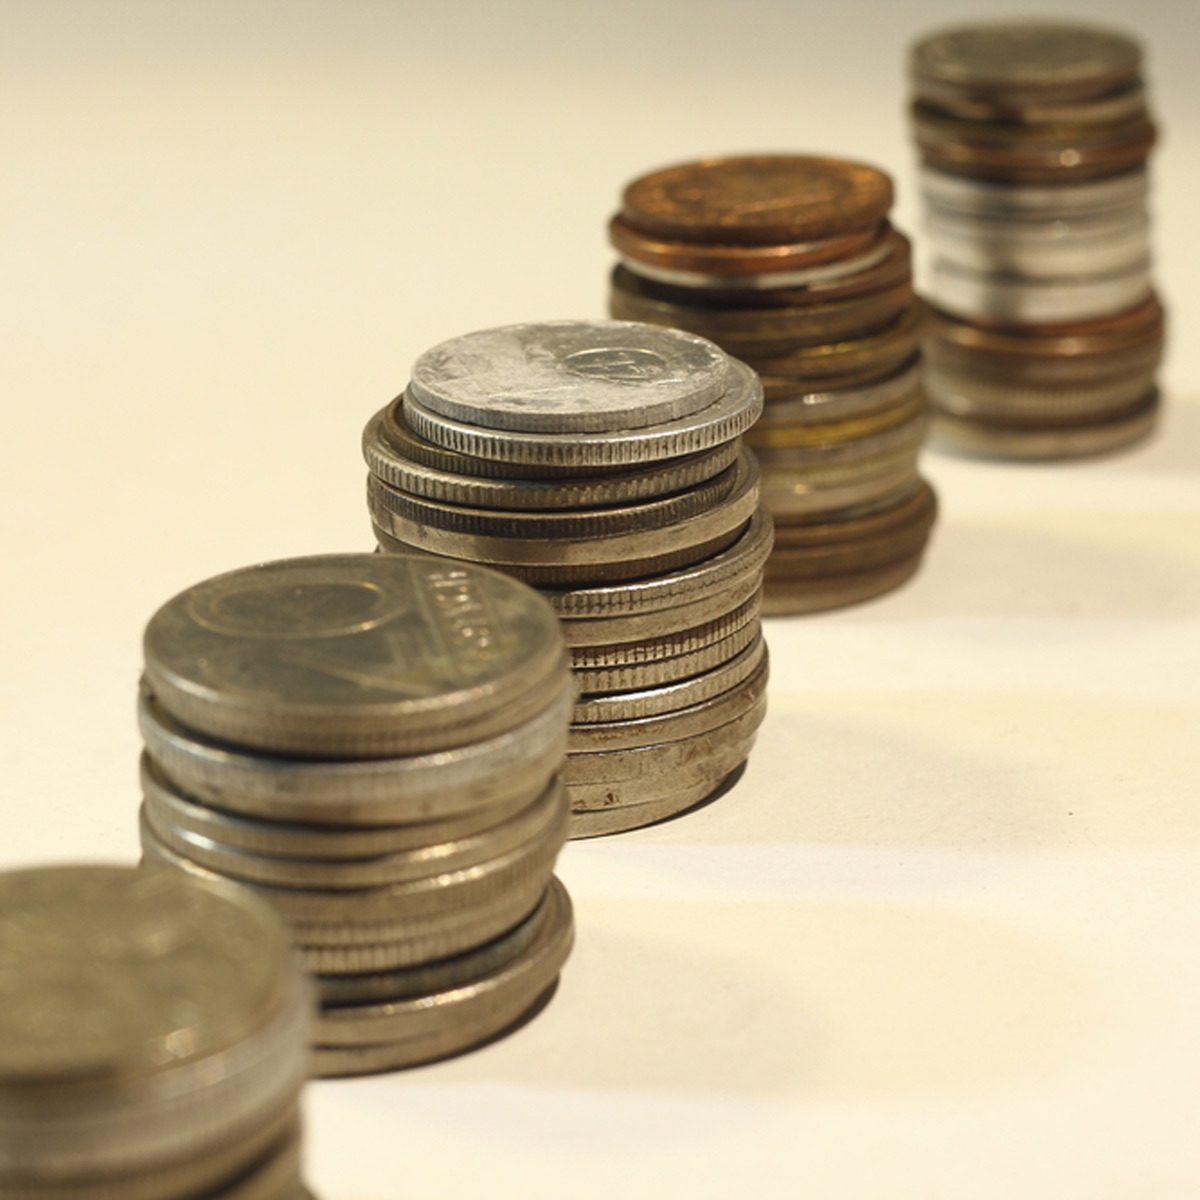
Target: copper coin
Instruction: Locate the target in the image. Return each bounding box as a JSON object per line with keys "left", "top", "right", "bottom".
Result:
{"left": 619, "top": 154, "right": 893, "bottom": 245}
{"left": 910, "top": 21, "right": 1142, "bottom": 100}
{"left": 608, "top": 215, "right": 879, "bottom": 276}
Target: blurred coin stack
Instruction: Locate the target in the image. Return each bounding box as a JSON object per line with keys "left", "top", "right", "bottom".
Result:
{"left": 910, "top": 20, "right": 1165, "bottom": 458}
{"left": 609, "top": 155, "right": 937, "bottom": 614}
{"left": 137, "top": 553, "right": 575, "bottom": 1077}
{"left": 362, "top": 320, "right": 770, "bottom": 837}
{"left": 0, "top": 865, "right": 314, "bottom": 1200}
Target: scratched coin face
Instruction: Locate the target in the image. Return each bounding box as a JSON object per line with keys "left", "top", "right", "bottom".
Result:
{"left": 143, "top": 553, "right": 567, "bottom": 756}
{"left": 0, "top": 866, "right": 292, "bottom": 1083}
{"left": 408, "top": 320, "right": 731, "bottom": 434}
{"left": 620, "top": 155, "right": 894, "bottom": 245}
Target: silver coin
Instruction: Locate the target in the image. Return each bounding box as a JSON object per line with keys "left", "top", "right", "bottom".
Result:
{"left": 760, "top": 460, "right": 921, "bottom": 521}
{"left": 365, "top": 452, "right": 741, "bottom": 540}
{"left": 139, "top": 789, "right": 568, "bottom": 926}
{"left": 142, "top": 553, "right": 568, "bottom": 759}
{"left": 138, "top": 683, "right": 571, "bottom": 826}
{"left": 313, "top": 878, "right": 571, "bottom": 1051}
{"left": 568, "top": 590, "right": 761, "bottom": 670}
{"left": 915, "top": 78, "right": 1148, "bottom": 125}
{"left": 369, "top": 451, "right": 759, "bottom": 569}
{"left": 750, "top": 407, "right": 928, "bottom": 468}
{"left": 0, "top": 867, "right": 310, "bottom": 1179}
{"left": 572, "top": 636, "right": 766, "bottom": 724}
{"left": 313, "top": 888, "right": 551, "bottom": 1005}
{"left": 139, "top": 753, "right": 543, "bottom": 861}
{"left": 401, "top": 359, "right": 761, "bottom": 468}
{"left": 918, "top": 165, "right": 1149, "bottom": 217}
{"left": 140, "top": 779, "right": 564, "bottom": 891}
{"left": 928, "top": 256, "right": 1153, "bottom": 323}
{"left": 409, "top": 320, "right": 731, "bottom": 434}
{"left": 572, "top": 619, "right": 760, "bottom": 696}
{"left": 541, "top": 509, "right": 773, "bottom": 618}
{"left": 559, "top": 568, "right": 761, "bottom": 648}
{"left": 362, "top": 408, "right": 739, "bottom": 509}
{"left": 569, "top": 651, "right": 768, "bottom": 753}
{"left": 923, "top": 212, "right": 1150, "bottom": 278}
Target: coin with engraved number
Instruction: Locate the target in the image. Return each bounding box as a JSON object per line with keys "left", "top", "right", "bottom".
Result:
{"left": 143, "top": 553, "right": 566, "bottom": 758}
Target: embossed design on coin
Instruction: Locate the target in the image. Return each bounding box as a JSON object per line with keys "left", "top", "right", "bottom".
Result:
{"left": 620, "top": 155, "right": 894, "bottom": 244}
{"left": 143, "top": 554, "right": 566, "bottom": 756}
{"left": 409, "top": 321, "right": 730, "bottom": 434}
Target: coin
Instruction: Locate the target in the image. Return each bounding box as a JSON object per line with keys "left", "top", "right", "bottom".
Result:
{"left": 620, "top": 154, "right": 893, "bottom": 244}
{"left": 757, "top": 357, "right": 920, "bottom": 426}
{"left": 401, "top": 358, "right": 762, "bottom": 468}
{"left": 911, "top": 21, "right": 1142, "bottom": 100}
{"left": 409, "top": 320, "right": 731, "bottom": 434}
{"left": 138, "top": 685, "right": 569, "bottom": 826}
{"left": 918, "top": 164, "right": 1149, "bottom": 216}
{"left": 364, "top": 407, "right": 739, "bottom": 509}
{"left": 143, "top": 553, "right": 567, "bottom": 759}
{"left": 761, "top": 551, "right": 926, "bottom": 615}
{"left": 0, "top": 866, "right": 309, "bottom": 1179}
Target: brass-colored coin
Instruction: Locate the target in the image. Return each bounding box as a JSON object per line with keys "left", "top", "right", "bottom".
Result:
{"left": 911, "top": 21, "right": 1142, "bottom": 100}
{"left": 747, "top": 392, "right": 926, "bottom": 450}
{"left": 619, "top": 154, "right": 893, "bottom": 244}
{"left": 750, "top": 301, "right": 923, "bottom": 382}
{"left": 364, "top": 407, "right": 738, "bottom": 509}
{"left": 143, "top": 553, "right": 567, "bottom": 759}
{"left": 750, "top": 406, "right": 927, "bottom": 467}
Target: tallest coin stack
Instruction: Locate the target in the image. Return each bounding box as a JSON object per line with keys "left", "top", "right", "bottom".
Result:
{"left": 363, "top": 320, "right": 770, "bottom": 838}
{"left": 910, "top": 21, "right": 1165, "bottom": 459}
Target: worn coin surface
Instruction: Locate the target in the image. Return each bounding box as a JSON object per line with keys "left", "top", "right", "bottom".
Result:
{"left": 620, "top": 155, "right": 893, "bottom": 244}
{"left": 911, "top": 21, "right": 1142, "bottom": 99}
{"left": 409, "top": 320, "right": 731, "bottom": 434}
{"left": 143, "top": 553, "right": 567, "bottom": 759}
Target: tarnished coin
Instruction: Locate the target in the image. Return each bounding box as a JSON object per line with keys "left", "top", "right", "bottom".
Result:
{"left": 401, "top": 358, "right": 762, "bottom": 469}
{"left": 409, "top": 320, "right": 732, "bottom": 434}
{"left": 0, "top": 866, "right": 309, "bottom": 1179}
{"left": 619, "top": 155, "right": 894, "bottom": 244}
{"left": 143, "top": 553, "right": 567, "bottom": 758}
{"left": 911, "top": 21, "right": 1142, "bottom": 100}
{"left": 762, "top": 551, "right": 927, "bottom": 615}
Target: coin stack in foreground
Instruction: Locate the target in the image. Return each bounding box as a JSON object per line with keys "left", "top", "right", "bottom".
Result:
{"left": 363, "top": 320, "right": 770, "bottom": 838}
{"left": 0, "top": 865, "right": 314, "bottom": 1200}
{"left": 137, "top": 553, "right": 575, "bottom": 1077}
{"left": 911, "top": 20, "right": 1165, "bottom": 458}
{"left": 609, "top": 155, "right": 938, "bottom": 614}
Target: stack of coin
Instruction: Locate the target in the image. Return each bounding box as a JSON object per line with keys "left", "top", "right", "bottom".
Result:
{"left": 910, "top": 20, "right": 1165, "bottom": 458}
{"left": 0, "top": 864, "right": 314, "bottom": 1199}
{"left": 362, "top": 319, "right": 770, "bottom": 837}
{"left": 608, "top": 155, "right": 937, "bottom": 614}
{"left": 137, "top": 553, "right": 575, "bottom": 1077}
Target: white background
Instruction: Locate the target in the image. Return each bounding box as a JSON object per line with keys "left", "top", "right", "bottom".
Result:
{"left": 2, "top": 1, "right": 1197, "bottom": 1196}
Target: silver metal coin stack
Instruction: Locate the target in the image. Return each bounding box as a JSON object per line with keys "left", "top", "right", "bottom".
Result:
{"left": 362, "top": 320, "right": 770, "bottom": 838}
{"left": 911, "top": 20, "right": 1165, "bottom": 458}
{"left": 0, "top": 865, "right": 314, "bottom": 1200}
{"left": 137, "top": 553, "right": 575, "bottom": 1077}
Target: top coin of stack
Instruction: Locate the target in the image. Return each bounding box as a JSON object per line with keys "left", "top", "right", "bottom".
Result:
{"left": 137, "top": 553, "right": 575, "bottom": 1077}
{"left": 0, "top": 864, "right": 313, "bottom": 1200}
{"left": 609, "top": 155, "right": 937, "bottom": 615}
{"left": 910, "top": 21, "right": 1165, "bottom": 458}
{"left": 363, "top": 319, "right": 770, "bottom": 837}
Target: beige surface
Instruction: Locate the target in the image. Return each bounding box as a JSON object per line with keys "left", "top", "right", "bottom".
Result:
{"left": 2, "top": 1, "right": 1198, "bottom": 1196}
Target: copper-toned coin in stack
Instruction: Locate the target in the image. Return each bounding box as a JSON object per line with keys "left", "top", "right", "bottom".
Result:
{"left": 609, "top": 155, "right": 937, "bottom": 615}
{"left": 137, "top": 553, "right": 575, "bottom": 1077}
{"left": 362, "top": 320, "right": 770, "bottom": 838}
{"left": 910, "top": 21, "right": 1165, "bottom": 458}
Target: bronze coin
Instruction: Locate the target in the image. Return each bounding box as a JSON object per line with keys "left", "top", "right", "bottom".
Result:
{"left": 761, "top": 550, "right": 927, "bottom": 615}
{"left": 619, "top": 154, "right": 893, "bottom": 245}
